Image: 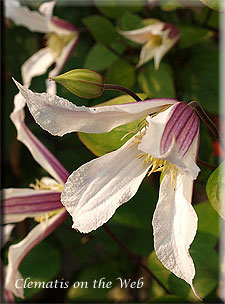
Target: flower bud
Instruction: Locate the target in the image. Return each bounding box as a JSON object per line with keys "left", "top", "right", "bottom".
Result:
{"left": 51, "top": 69, "right": 104, "bottom": 99}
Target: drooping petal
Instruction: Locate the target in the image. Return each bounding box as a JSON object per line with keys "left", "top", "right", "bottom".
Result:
{"left": 10, "top": 93, "right": 69, "bottom": 183}
{"left": 119, "top": 22, "right": 163, "bottom": 44}
{"left": 21, "top": 48, "right": 55, "bottom": 87}
{"left": 5, "top": 209, "right": 68, "bottom": 298}
{"left": 152, "top": 171, "right": 200, "bottom": 299}
{"left": 61, "top": 136, "right": 150, "bottom": 233}
{"left": 154, "top": 34, "right": 179, "bottom": 70}
{"left": 139, "top": 103, "right": 200, "bottom": 178}
{"left": 14, "top": 80, "right": 177, "bottom": 136}
{"left": 5, "top": 0, "right": 49, "bottom": 33}
{"left": 3, "top": 188, "right": 62, "bottom": 224}
{"left": 136, "top": 41, "right": 158, "bottom": 67}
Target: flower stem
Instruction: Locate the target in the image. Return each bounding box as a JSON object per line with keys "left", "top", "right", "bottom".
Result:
{"left": 189, "top": 101, "right": 225, "bottom": 153}
{"left": 104, "top": 84, "right": 142, "bottom": 102}
{"left": 103, "top": 225, "right": 171, "bottom": 294}
{"left": 197, "top": 159, "right": 217, "bottom": 170}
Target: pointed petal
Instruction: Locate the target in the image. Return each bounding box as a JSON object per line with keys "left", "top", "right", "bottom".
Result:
{"left": 14, "top": 80, "right": 177, "bottom": 136}
{"left": 5, "top": 209, "right": 67, "bottom": 298}
{"left": 119, "top": 23, "right": 163, "bottom": 44}
{"left": 152, "top": 171, "right": 200, "bottom": 298}
{"left": 39, "top": 1, "right": 56, "bottom": 18}
{"left": 136, "top": 41, "right": 158, "bottom": 68}
{"left": 10, "top": 93, "right": 69, "bottom": 183}
{"left": 5, "top": 0, "right": 48, "bottom": 33}
{"left": 21, "top": 47, "right": 55, "bottom": 87}
{"left": 154, "top": 35, "right": 179, "bottom": 70}
{"left": 61, "top": 137, "right": 149, "bottom": 233}
{"left": 3, "top": 188, "right": 62, "bottom": 223}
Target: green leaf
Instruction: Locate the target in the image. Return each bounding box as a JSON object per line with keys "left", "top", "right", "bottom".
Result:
{"left": 206, "top": 161, "right": 225, "bottom": 219}
{"left": 160, "top": 0, "right": 183, "bottom": 11}
{"left": 84, "top": 43, "right": 118, "bottom": 72}
{"left": 180, "top": 43, "right": 218, "bottom": 113}
{"left": 138, "top": 62, "right": 176, "bottom": 98}
{"left": 179, "top": 25, "right": 213, "bottom": 49}
{"left": 83, "top": 15, "right": 119, "bottom": 45}
{"left": 78, "top": 93, "right": 147, "bottom": 157}
{"left": 198, "top": 0, "right": 220, "bottom": 11}
{"left": 105, "top": 59, "right": 136, "bottom": 88}
{"left": 119, "top": 11, "right": 143, "bottom": 30}
{"left": 20, "top": 241, "right": 61, "bottom": 298}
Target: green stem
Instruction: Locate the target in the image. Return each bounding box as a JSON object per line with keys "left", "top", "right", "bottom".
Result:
{"left": 104, "top": 84, "right": 142, "bottom": 102}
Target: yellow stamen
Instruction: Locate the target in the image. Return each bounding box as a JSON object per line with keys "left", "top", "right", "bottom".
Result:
{"left": 29, "top": 178, "right": 64, "bottom": 192}
{"left": 34, "top": 208, "right": 64, "bottom": 223}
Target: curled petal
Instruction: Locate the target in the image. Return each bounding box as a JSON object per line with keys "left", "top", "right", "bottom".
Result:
{"left": 119, "top": 23, "right": 163, "bottom": 44}
{"left": 137, "top": 42, "right": 157, "bottom": 68}
{"left": 2, "top": 224, "right": 15, "bottom": 246}
{"left": 10, "top": 93, "right": 69, "bottom": 183}
{"left": 14, "top": 80, "right": 177, "bottom": 136}
{"left": 5, "top": 209, "right": 68, "bottom": 298}
{"left": 153, "top": 171, "right": 201, "bottom": 300}
{"left": 21, "top": 48, "right": 55, "bottom": 88}
{"left": 5, "top": 0, "right": 49, "bottom": 33}
{"left": 39, "top": 1, "right": 56, "bottom": 18}
{"left": 61, "top": 137, "right": 150, "bottom": 233}
{"left": 3, "top": 188, "right": 62, "bottom": 223}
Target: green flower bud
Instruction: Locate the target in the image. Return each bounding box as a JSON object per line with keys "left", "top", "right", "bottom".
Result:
{"left": 51, "top": 69, "right": 104, "bottom": 99}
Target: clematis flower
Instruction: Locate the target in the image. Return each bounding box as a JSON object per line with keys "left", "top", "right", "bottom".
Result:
{"left": 119, "top": 19, "right": 180, "bottom": 69}
{"left": 14, "top": 80, "right": 201, "bottom": 298}
{"left": 2, "top": 92, "right": 69, "bottom": 299}
{"left": 5, "top": 0, "right": 79, "bottom": 94}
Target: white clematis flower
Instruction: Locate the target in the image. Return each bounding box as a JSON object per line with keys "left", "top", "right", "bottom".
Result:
{"left": 14, "top": 80, "right": 201, "bottom": 299}
{"left": 2, "top": 89, "right": 69, "bottom": 299}
{"left": 119, "top": 19, "right": 180, "bottom": 69}
{"left": 5, "top": 0, "right": 79, "bottom": 94}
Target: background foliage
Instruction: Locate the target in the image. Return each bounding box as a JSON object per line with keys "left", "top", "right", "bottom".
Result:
{"left": 3, "top": 0, "right": 222, "bottom": 303}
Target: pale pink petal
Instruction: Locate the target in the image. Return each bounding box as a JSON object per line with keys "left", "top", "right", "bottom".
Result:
{"left": 39, "top": 0, "right": 56, "bottom": 18}
{"left": 5, "top": 209, "right": 67, "bottom": 298}
{"left": 48, "top": 16, "right": 78, "bottom": 35}
{"left": 119, "top": 22, "right": 163, "bottom": 44}
{"left": 5, "top": 0, "right": 48, "bottom": 33}
{"left": 61, "top": 136, "right": 150, "bottom": 233}
{"left": 152, "top": 171, "right": 201, "bottom": 300}
{"left": 21, "top": 47, "right": 55, "bottom": 87}
{"left": 3, "top": 188, "right": 62, "bottom": 224}
{"left": 139, "top": 104, "right": 200, "bottom": 178}
{"left": 10, "top": 93, "right": 69, "bottom": 183}
{"left": 14, "top": 80, "right": 177, "bottom": 136}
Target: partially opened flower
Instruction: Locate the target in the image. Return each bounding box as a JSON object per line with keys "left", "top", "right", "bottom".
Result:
{"left": 119, "top": 19, "right": 180, "bottom": 69}
{"left": 15, "top": 80, "right": 201, "bottom": 298}
{"left": 5, "top": 0, "right": 79, "bottom": 94}
{"left": 2, "top": 92, "right": 69, "bottom": 299}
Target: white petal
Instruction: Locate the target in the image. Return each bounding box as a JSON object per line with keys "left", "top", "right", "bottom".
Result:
{"left": 10, "top": 93, "right": 68, "bottom": 183}
{"left": 5, "top": 210, "right": 67, "bottom": 298}
{"left": 136, "top": 42, "right": 158, "bottom": 68}
{"left": 61, "top": 137, "right": 150, "bottom": 233}
{"left": 21, "top": 47, "right": 55, "bottom": 87}
{"left": 5, "top": 0, "right": 48, "bottom": 33}
{"left": 152, "top": 171, "right": 200, "bottom": 298}
{"left": 14, "top": 80, "right": 177, "bottom": 136}
{"left": 154, "top": 35, "right": 180, "bottom": 70}
{"left": 2, "top": 224, "right": 15, "bottom": 246}
{"left": 139, "top": 107, "right": 200, "bottom": 179}
{"left": 39, "top": 0, "right": 56, "bottom": 19}
{"left": 119, "top": 23, "right": 163, "bottom": 44}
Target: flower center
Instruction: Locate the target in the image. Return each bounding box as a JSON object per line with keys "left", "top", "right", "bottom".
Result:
{"left": 30, "top": 178, "right": 64, "bottom": 192}
{"left": 46, "top": 32, "right": 76, "bottom": 56}
{"left": 146, "top": 34, "right": 162, "bottom": 47}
